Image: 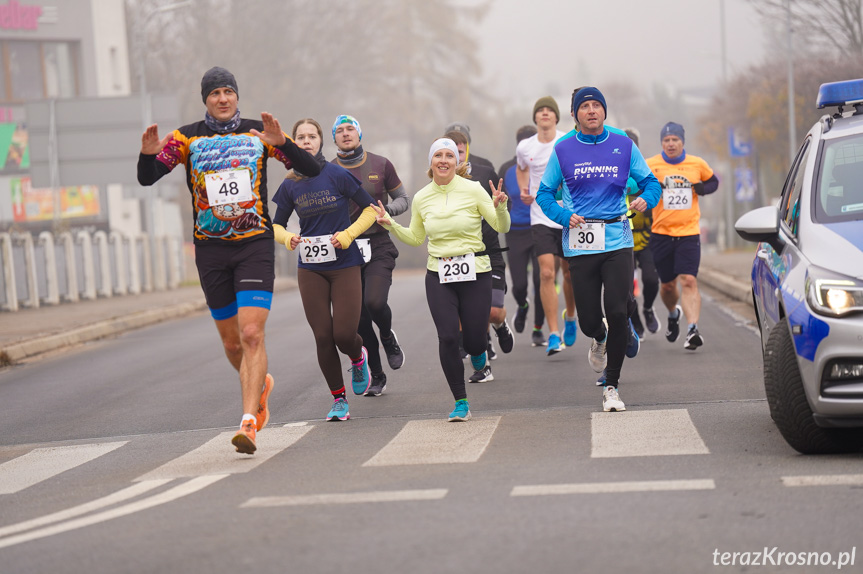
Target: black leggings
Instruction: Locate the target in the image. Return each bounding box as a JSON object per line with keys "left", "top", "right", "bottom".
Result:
{"left": 634, "top": 248, "right": 659, "bottom": 309}
{"left": 359, "top": 272, "right": 393, "bottom": 375}
{"left": 297, "top": 266, "right": 364, "bottom": 394}
{"left": 567, "top": 249, "right": 635, "bottom": 387}
{"left": 506, "top": 228, "right": 544, "bottom": 327}
{"left": 358, "top": 233, "right": 398, "bottom": 374}
{"left": 425, "top": 271, "right": 492, "bottom": 401}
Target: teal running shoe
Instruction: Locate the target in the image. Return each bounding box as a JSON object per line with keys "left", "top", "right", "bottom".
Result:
{"left": 562, "top": 310, "right": 577, "bottom": 347}
{"left": 470, "top": 352, "right": 487, "bottom": 372}
{"left": 547, "top": 333, "right": 563, "bottom": 356}
{"left": 350, "top": 347, "right": 371, "bottom": 395}
{"left": 448, "top": 399, "right": 471, "bottom": 422}
{"left": 327, "top": 398, "right": 350, "bottom": 421}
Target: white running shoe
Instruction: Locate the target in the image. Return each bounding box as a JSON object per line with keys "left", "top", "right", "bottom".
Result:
{"left": 602, "top": 385, "right": 626, "bottom": 412}
{"left": 588, "top": 338, "right": 608, "bottom": 372}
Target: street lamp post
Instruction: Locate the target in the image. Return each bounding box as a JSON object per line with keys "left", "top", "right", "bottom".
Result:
{"left": 134, "top": 0, "right": 190, "bottom": 289}
{"left": 786, "top": 0, "right": 797, "bottom": 163}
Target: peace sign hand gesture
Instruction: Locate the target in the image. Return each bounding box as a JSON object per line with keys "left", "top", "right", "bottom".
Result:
{"left": 490, "top": 178, "right": 507, "bottom": 208}
{"left": 373, "top": 200, "right": 391, "bottom": 226}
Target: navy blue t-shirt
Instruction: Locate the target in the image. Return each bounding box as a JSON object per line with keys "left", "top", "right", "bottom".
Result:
{"left": 272, "top": 162, "right": 375, "bottom": 270}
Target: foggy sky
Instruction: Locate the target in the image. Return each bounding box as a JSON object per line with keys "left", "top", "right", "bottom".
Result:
{"left": 474, "top": 0, "right": 766, "bottom": 100}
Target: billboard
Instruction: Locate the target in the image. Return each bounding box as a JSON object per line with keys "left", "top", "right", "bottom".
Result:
{"left": 9, "top": 177, "right": 100, "bottom": 221}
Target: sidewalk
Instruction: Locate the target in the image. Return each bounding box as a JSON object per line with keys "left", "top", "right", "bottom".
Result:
{"left": 0, "top": 277, "right": 296, "bottom": 366}
{"left": 0, "top": 250, "right": 756, "bottom": 366}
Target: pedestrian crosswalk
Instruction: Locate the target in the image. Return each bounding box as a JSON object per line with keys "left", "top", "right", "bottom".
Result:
{"left": 0, "top": 407, "right": 856, "bottom": 550}
{"left": 363, "top": 417, "right": 500, "bottom": 466}
{"left": 0, "top": 442, "right": 127, "bottom": 494}
{"left": 134, "top": 425, "right": 312, "bottom": 481}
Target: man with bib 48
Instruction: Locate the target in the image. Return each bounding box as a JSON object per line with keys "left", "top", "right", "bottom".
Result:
{"left": 536, "top": 87, "right": 661, "bottom": 412}
{"left": 137, "top": 67, "right": 321, "bottom": 454}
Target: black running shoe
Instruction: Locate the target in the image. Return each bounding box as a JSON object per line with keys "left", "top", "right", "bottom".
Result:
{"left": 531, "top": 329, "right": 546, "bottom": 347}
{"left": 665, "top": 305, "right": 682, "bottom": 343}
{"left": 684, "top": 325, "right": 704, "bottom": 350}
{"left": 468, "top": 364, "right": 494, "bottom": 383}
{"left": 643, "top": 306, "right": 659, "bottom": 334}
{"left": 493, "top": 319, "right": 514, "bottom": 353}
{"left": 514, "top": 300, "right": 529, "bottom": 333}
{"left": 365, "top": 372, "right": 387, "bottom": 396}
{"left": 381, "top": 330, "right": 405, "bottom": 370}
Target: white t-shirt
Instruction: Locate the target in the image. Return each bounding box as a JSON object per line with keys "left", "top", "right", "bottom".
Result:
{"left": 516, "top": 130, "right": 567, "bottom": 229}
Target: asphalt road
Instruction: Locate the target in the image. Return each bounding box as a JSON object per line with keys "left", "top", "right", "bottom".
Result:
{"left": 0, "top": 271, "right": 861, "bottom": 574}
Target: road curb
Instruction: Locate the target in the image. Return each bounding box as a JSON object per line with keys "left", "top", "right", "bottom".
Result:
{"left": 0, "top": 301, "right": 209, "bottom": 365}
{"left": 0, "top": 277, "right": 298, "bottom": 366}
{"left": 699, "top": 267, "right": 752, "bottom": 305}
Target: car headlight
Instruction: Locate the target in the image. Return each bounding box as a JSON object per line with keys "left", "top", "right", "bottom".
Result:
{"left": 806, "top": 266, "right": 863, "bottom": 317}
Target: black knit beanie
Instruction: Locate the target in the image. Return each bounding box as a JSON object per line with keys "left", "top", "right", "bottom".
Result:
{"left": 201, "top": 67, "right": 238, "bottom": 103}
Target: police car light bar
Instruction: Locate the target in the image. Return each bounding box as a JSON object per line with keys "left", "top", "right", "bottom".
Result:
{"left": 817, "top": 79, "right": 863, "bottom": 109}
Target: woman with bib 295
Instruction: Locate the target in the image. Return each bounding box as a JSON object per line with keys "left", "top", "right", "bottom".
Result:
{"left": 373, "top": 138, "right": 510, "bottom": 421}
{"left": 272, "top": 118, "right": 377, "bottom": 422}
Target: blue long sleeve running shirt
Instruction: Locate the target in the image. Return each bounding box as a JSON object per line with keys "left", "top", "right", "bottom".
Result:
{"left": 536, "top": 128, "right": 661, "bottom": 256}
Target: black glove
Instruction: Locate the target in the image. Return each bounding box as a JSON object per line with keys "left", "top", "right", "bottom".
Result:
{"left": 693, "top": 182, "right": 705, "bottom": 196}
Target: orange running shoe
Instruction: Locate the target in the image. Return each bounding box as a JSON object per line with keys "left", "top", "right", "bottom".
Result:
{"left": 232, "top": 419, "right": 257, "bottom": 454}
{"left": 256, "top": 374, "right": 274, "bottom": 431}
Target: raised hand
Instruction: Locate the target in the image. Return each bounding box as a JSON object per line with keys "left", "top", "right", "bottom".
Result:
{"left": 373, "top": 200, "right": 391, "bottom": 225}
{"left": 250, "top": 112, "right": 287, "bottom": 147}
{"left": 490, "top": 178, "right": 507, "bottom": 208}
{"left": 141, "top": 124, "right": 171, "bottom": 155}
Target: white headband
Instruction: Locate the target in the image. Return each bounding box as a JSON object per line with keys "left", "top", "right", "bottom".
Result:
{"left": 428, "top": 138, "right": 459, "bottom": 167}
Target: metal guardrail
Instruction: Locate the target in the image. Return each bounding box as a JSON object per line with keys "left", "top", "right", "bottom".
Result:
{"left": 0, "top": 230, "right": 185, "bottom": 312}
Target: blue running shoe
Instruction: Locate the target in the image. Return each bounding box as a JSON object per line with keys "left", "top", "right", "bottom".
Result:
{"left": 596, "top": 368, "right": 607, "bottom": 386}
{"left": 562, "top": 310, "right": 577, "bottom": 347}
{"left": 448, "top": 399, "right": 471, "bottom": 421}
{"left": 625, "top": 318, "right": 640, "bottom": 358}
{"left": 547, "top": 333, "right": 563, "bottom": 356}
{"left": 470, "top": 352, "right": 487, "bottom": 372}
{"left": 326, "top": 398, "right": 350, "bottom": 421}
{"left": 350, "top": 347, "right": 371, "bottom": 395}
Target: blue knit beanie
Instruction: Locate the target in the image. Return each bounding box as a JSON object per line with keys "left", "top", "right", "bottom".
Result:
{"left": 571, "top": 87, "right": 607, "bottom": 116}
{"left": 660, "top": 122, "right": 685, "bottom": 143}
{"left": 332, "top": 115, "right": 362, "bottom": 142}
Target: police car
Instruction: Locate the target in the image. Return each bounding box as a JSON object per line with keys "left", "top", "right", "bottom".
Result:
{"left": 735, "top": 79, "right": 863, "bottom": 454}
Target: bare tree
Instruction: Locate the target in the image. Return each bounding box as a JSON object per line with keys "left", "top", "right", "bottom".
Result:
{"left": 750, "top": 0, "right": 863, "bottom": 57}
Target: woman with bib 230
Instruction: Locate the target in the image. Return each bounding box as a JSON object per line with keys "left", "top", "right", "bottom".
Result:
{"left": 373, "top": 137, "right": 510, "bottom": 421}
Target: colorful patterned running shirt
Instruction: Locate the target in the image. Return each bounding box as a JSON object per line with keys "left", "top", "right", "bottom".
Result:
{"left": 137, "top": 118, "right": 319, "bottom": 243}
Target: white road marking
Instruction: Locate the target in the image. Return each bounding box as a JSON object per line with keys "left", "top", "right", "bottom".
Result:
{"left": 0, "top": 442, "right": 127, "bottom": 494}
{"left": 511, "top": 479, "right": 716, "bottom": 496}
{"left": 134, "top": 426, "right": 312, "bottom": 481}
{"left": 242, "top": 489, "right": 448, "bottom": 508}
{"left": 782, "top": 474, "right": 863, "bottom": 487}
{"left": 0, "top": 475, "right": 226, "bottom": 550}
{"left": 0, "top": 479, "right": 171, "bottom": 539}
{"left": 590, "top": 409, "right": 710, "bottom": 458}
{"left": 362, "top": 417, "right": 501, "bottom": 466}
